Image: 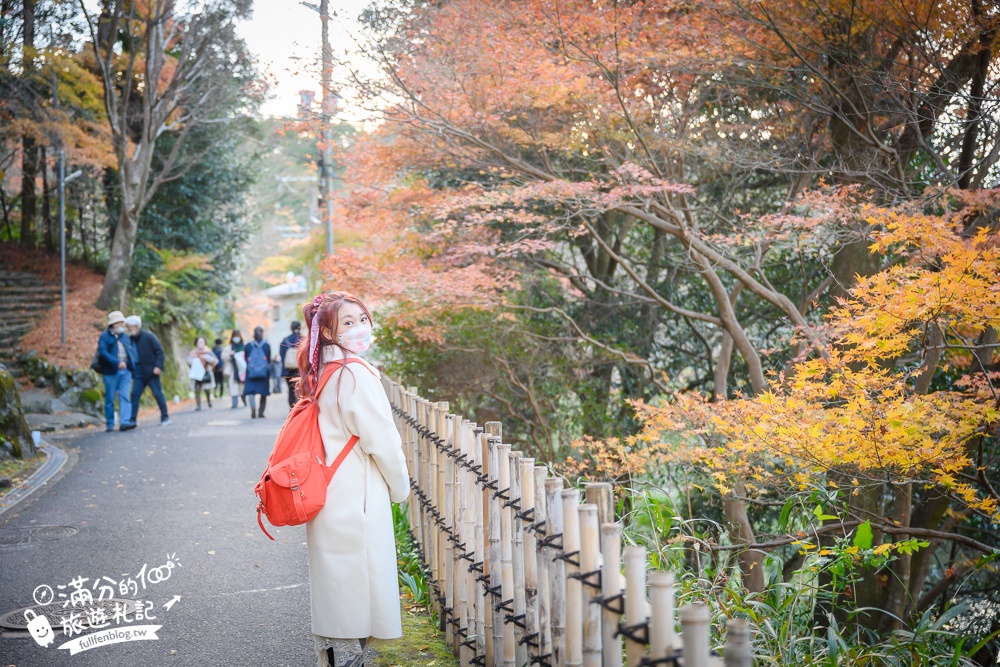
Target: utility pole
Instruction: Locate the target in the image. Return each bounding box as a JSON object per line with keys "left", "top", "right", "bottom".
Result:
{"left": 319, "top": 0, "right": 334, "bottom": 256}
{"left": 301, "top": 0, "right": 337, "bottom": 256}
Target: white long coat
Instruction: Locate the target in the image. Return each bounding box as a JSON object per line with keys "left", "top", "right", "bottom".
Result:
{"left": 306, "top": 345, "right": 410, "bottom": 640}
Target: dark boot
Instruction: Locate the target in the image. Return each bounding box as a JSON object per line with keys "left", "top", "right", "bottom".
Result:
{"left": 258, "top": 395, "right": 267, "bottom": 418}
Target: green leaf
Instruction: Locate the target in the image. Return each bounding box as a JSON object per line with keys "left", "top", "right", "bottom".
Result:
{"left": 853, "top": 521, "right": 873, "bottom": 550}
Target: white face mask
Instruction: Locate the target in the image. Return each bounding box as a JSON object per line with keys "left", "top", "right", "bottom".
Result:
{"left": 338, "top": 322, "right": 373, "bottom": 354}
{"left": 232, "top": 337, "right": 241, "bottom": 344}
{"left": 115, "top": 325, "right": 126, "bottom": 335}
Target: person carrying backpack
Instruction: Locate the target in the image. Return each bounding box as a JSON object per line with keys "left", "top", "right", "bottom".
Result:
{"left": 279, "top": 320, "right": 303, "bottom": 408}
{"left": 294, "top": 291, "right": 409, "bottom": 667}
{"left": 242, "top": 326, "right": 272, "bottom": 419}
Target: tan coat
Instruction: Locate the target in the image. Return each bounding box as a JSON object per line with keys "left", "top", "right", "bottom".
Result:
{"left": 306, "top": 346, "right": 410, "bottom": 640}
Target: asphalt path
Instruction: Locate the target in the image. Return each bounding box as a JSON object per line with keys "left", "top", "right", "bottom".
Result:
{"left": 0, "top": 396, "right": 327, "bottom": 667}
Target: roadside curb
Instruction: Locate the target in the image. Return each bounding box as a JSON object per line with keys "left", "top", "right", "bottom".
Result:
{"left": 0, "top": 439, "right": 75, "bottom": 519}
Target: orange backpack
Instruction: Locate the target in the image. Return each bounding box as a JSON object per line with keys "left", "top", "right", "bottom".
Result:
{"left": 255, "top": 358, "right": 370, "bottom": 540}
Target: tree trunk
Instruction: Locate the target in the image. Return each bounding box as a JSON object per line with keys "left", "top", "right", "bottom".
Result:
{"left": 41, "top": 146, "right": 53, "bottom": 251}
{"left": 81, "top": 203, "right": 90, "bottom": 268}
{"left": 96, "top": 205, "right": 138, "bottom": 309}
{"left": 723, "top": 480, "right": 765, "bottom": 594}
{"left": 712, "top": 284, "right": 744, "bottom": 400}
{"left": 20, "top": 137, "right": 37, "bottom": 247}
{"left": 19, "top": 0, "right": 36, "bottom": 248}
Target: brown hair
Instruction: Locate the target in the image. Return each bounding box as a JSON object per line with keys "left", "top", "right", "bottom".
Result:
{"left": 296, "top": 290, "right": 372, "bottom": 401}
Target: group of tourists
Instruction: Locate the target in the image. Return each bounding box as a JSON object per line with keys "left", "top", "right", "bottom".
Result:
{"left": 186, "top": 323, "right": 300, "bottom": 418}
{"left": 96, "top": 311, "right": 307, "bottom": 430}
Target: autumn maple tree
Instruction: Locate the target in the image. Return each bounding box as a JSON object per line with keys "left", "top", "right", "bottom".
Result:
{"left": 320, "top": 0, "right": 1000, "bottom": 644}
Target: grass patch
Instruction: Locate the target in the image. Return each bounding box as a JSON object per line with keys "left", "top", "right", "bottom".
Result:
{"left": 0, "top": 454, "right": 45, "bottom": 501}
{"left": 370, "top": 602, "right": 459, "bottom": 667}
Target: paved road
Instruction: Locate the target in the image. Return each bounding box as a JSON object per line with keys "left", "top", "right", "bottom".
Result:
{"left": 0, "top": 397, "right": 328, "bottom": 667}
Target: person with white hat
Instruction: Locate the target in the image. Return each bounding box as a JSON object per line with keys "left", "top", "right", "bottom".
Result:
{"left": 124, "top": 315, "right": 171, "bottom": 427}
{"left": 96, "top": 310, "right": 135, "bottom": 432}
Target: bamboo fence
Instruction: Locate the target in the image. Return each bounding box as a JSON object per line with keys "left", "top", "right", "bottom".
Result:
{"left": 385, "top": 379, "right": 754, "bottom": 667}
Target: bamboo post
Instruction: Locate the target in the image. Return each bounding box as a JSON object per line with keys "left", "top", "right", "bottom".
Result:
{"left": 545, "top": 477, "right": 566, "bottom": 666}
{"left": 486, "top": 425, "right": 504, "bottom": 667}
{"left": 421, "top": 400, "right": 437, "bottom": 610}
{"left": 438, "top": 403, "right": 455, "bottom": 645}
{"left": 482, "top": 430, "right": 495, "bottom": 666}
{"left": 430, "top": 400, "right": 444, "bottom": 626}
{"left": 725, "top": 618, "right": 752, "bottom": 667}
{"left": 402, "top": 387, "right": 417, "bottom": 539}
{"left": 600, "top": 523, "right": 622, "bottom": 667}
{"left": 458, "top": 420, "right": 474, "bottom": 666}
{"left": 623, "top": 546, "right": 647, "bottom": 667}
{"left": 648, "top": 572, "right": 676, "bottom": 661}
{"left": 497, "top": 443, "right": 515, "bottom": 667}
{"left": 562, "top": 489, "right": 583, "bottom": 667}
{"left": 509, "top": 451, "right": 528, "bottom": 667}
{"left": 534, "top": 466, "right": 551, "bottom": 662}
{"left": 680, "top": 604, "right": 711, "bottom": 667}
{"left": 408, "top": 389, "right": 423, "bottom": 557}
{"left": 473, "top": 426, "right": 486, "bottom": 664}
{"left": 520, "top": 458, "right": 538, "bottom": 664}
{"left": 579, "top": 505, "right": 602, "bottom": 667}
{"left": 584, "top": 483, "right": 615, "bottom": 543}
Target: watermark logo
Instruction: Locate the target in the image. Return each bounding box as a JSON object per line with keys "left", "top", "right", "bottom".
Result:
{"left": 24, "top": 609, "right": 54, "bottom": 647}
{"left": 22, "top": 553, "right": 181, "bottom": 656}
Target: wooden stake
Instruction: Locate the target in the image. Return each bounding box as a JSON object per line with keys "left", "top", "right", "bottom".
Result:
{"left": 509, "top": 451, "right": 527, "bottom": 667}
{"left": 623, "top": 546, "right": 647, "bottom": 667}
{"left": 724, "top": 618, "right": 753, "bottom": 667}
{"left": 545, "top": 477, "right": 566, "bottom": 666}
{"left": 579, "top": 505, "right": 601, "bottom": 667}
{"left": 438, "top": 403, "right": 454, "bottom": 645}
{"left": 562, "top": 489, "right": 583, "bottom": 667}
{"left": 486, "top": 430, "right": 504, "bottom": 667}
{"left": 584, "top": 483, "right": 615, "bottom": 543}
{"left": 600, "top": 523, "right": 623, "bottom": 667}
{"left": 648, "top": 572, "right": 676, "bottom": 660}
{"left": 534, "top": 466, "right": 551, "bottom": 662}
{"left": 520, "top": 458, "right": 538, "bottom": 665}
{"left": 472, "top": 426, "right": 486, "bottom": 665}
{"left": 680, "top": 604, "right": 711, "bottom": 667}
{"left": 481, "top": 430, "right": 494, "bottom": 667}
{"left": 497, "top": 443, "right": 515, "bottom": 667}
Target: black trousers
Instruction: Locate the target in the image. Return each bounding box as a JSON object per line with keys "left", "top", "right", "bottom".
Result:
{"left": 285, "top": 372, "right": 299, "bottom": 408}
{"left": 129, "top": 374, "right": 169, "bottom": 423}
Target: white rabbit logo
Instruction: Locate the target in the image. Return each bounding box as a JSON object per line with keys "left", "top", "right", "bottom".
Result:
{"left": 24, "top": 609, "right": 54, "bottom": 647}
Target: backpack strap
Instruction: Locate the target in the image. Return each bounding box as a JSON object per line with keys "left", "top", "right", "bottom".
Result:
{"left": 314, "top": 357, "right": 375, "bottom": 394}
{"left": 323, "top": 434, "right": 360, "bottom": 483}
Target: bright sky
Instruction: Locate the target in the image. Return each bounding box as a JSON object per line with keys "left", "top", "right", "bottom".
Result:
{"left": 238, "top": 0, "right": 373, "bottom": 119}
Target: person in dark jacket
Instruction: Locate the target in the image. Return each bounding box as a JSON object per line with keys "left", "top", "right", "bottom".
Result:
{"left": 242, "top": 326, "right": 271, "bottom": 419}
{"left": 124, "top": 315, "right": 171, "bottom": 428}
{"left": 98, "top": 311, "right": 135, "bottom": 432}
{"left": 278, "top": 321, "right": 302, "bottom": 408}
{"left": 211, "top": 338, "right": 225, "bottom": 398}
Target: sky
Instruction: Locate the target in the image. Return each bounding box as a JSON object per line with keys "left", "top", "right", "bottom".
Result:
{"left": 237, "top": 0, "right": 373, "bottom": 119}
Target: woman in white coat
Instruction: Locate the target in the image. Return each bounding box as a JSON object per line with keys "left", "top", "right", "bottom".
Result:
{"left": 295, "top": 291, "right": 410, "bottom": 667}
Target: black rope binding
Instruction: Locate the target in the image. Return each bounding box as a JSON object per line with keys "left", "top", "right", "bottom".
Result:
{"left": 567, "top": 567, "right": 602, "bottom": 590}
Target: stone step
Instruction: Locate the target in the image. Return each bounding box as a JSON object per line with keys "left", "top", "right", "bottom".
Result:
{"left": 0, "top": 307, "right": 50, "bottom": 319}
{"left": 0, "top": 321, "right": 34, "bottom": 335}
{"left": 0, "top": 275, "right": 51, "bottom": 288}
{"left": 0, "top": 286, "right": 60, "bottom": 297}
